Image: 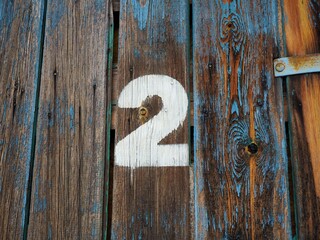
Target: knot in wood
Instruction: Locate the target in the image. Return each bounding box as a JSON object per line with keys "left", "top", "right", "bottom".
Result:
{"left": 247, "top": 142, "right": 258, "bottom": 154}
{"left": 228, "top": 112, "right": 273, "bottom": 180}
{"left": 220, "top": 13, "right": 245, "bottom": 53}
{"left": 228, "top": 118, "right": 251, "bottom": 180}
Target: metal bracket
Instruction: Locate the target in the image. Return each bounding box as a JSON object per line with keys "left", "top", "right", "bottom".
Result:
{"left": 274, "top": 54, "right": 320, "bottom": 77}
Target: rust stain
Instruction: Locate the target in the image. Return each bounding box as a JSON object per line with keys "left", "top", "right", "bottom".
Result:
{"left": 288, "top": 55, "right": 319, "bottom": 71}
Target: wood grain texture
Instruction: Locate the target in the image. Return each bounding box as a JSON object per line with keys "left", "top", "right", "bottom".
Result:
{"left": 283, "top": 0, "right": 320, "bottom": 238}
{"left": 0, "top": 0, "right": 45, "bottom": 238}
{"left": 111, "top": 0, "right": 190, "bottom": 239}
{"left": 193, "top": 1, "right": 291, "bottom": 239}
{"left": 27, "top": 0, "right": 112, "bottom": 238}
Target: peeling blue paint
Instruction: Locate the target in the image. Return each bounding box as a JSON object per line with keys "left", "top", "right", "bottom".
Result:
{"left": 0, "top": 176, "right": 2, "bottom": 193}
{"left": 277, "top": 175, "right": 286, "bottom": 197}
{"left": 94, "top": 0, "right": 105, "bottom": 10}
{"left": 48, "top": 224, "right": 52, "bottom": 239}
{"left": 0, "top": 0, "right": 15, "bottom": 34}
{"left": 169, "top": 1, "right": 188, "bottom": 44}
{"left": 34, "top": 165, "right": 47, "bottom": 213}
{"left": 47, "top": 1, "right": 66, "bottom": 33}
{"left": 212, "top": 215, "right": 216, "bottom": 230}
{"left": 236, "top": 183, "right": 242, "bottom": 197}
{"left": 111, "top": 228, "right": 118, "bottom": 240}
{"left": 90, "top": 202, "right": 100, "bottom": 214}
{"left": 198, "top": 175, "right": 204, "bottom": 192}
{"left": 277, "top": 214, "right": 284, "bottom": 225}
{"left": 69, "top": 105, "right": 75, "bottom": 131}
{"left": 223, "top": 210, "right": 229, "bottom": 233}
{"left": 131, "top": 0, "right": 149, "bottom": 30}
{"left": 0, "top": 1, "right": 4, "bottom": 22}
{"left": 259, "top": 183, "right": 264, "bottom": 195}
{"left": 91, "top": 222, "right": 97, "bottom": 238}
{"left": 133, "top": 48, "right": 141, "bottom": 58}
{"left": 55, "top": 97, "right": 66, "bottom": 134}
{"left": 199, "top": 206, "right": 209, "bottom": 239}
{"left": 231, "top": 101, "right": 239, "bottom": 115}
{"left": 218, "top": 217, "right": 222, "bottom": 232}
{"left": 160, "top": 213, "right": 170, "bottom": 233}
{"left": 126, "top": 0, "right": 188, "bottom": 45}
{"left": 88, "top": 115, "right": 93, "bottom": 125}
{"left": 2, "top": 101, "right": 8, "bottom": 120}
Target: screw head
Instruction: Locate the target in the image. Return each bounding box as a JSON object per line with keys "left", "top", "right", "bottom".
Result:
{"left": 275, "top": 62, "right": 285, "bottom": 72}
{"left": 139, "top": 107, "right": 148, "bottom": 117}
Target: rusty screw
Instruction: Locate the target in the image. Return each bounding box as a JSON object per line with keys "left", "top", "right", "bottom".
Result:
{"left": 139, "top": 107, "right": 148, "bottom": 117}
{"left": 275, "top": 62, "right": 285, "bottom": 72}
{"left": 139, "top": 107, "right": 149, "bottom": 124}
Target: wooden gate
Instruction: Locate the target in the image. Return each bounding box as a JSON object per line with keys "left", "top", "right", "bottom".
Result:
{"left": 0, "top": 0, "right": 319, "bottom": 239}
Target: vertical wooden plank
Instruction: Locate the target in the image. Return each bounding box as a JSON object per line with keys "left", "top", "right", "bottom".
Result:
{"left": 283, "top": 0, "right": 320, "bottom": 237}
{"left": 111, "top": 1, "right": 190, "bottom": 239}
{"left": 193, "top": 0, "right": 291, "bottom": 239}
{"left": 0, "top": 1, "right": 45, "bottom": 238}
{"left": 27, "top": 0, "right": 111, "bottom": 238}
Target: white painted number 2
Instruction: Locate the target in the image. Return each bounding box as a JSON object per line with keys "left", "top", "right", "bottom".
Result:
{"left": 115, "top": 75, "right": 189, "bottom": 168}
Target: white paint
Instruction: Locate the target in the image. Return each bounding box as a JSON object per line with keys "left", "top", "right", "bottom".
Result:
{"left": 115, "top": 75, "right": 189, "bottom": 168}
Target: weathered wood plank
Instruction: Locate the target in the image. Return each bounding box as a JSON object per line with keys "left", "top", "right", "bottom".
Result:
{"left": 193, "top": 1, "right": 291, "bottom": 239}
{"left": 0, "top": 1, "right": 45, "bottom": 238}
{"left": 283, "top": 0, "right": 320, "bottom": 237}
{"left": 111, "top": 0, "right": 190, "bottom": 239}
{"left": 27, "top": 0, "right": 112, "bottom": 238}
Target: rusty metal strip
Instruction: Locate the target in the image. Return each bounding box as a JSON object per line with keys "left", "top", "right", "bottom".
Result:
{"left": 274, "top": 54, "right": 320, "bottom": 77}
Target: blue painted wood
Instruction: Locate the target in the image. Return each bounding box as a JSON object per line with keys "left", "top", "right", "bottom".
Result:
{"left": 0, "top": 0, "right": 45, "bottom": 238}
{"left": 27, "top": 0, "right": 112, "bottom": 238}
{"left": 193, "top": 0, "right": 292, "bottom": 238}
